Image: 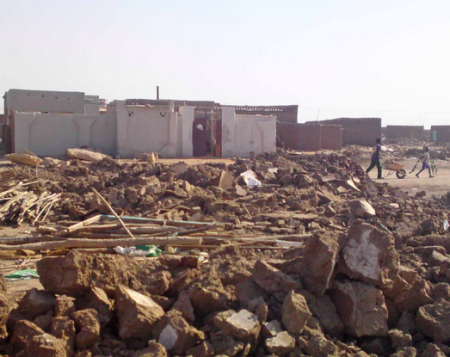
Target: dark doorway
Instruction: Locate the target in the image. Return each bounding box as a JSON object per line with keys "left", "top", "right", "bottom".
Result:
{"left": 193, "top": 117, "right": 208, "bottom": 157}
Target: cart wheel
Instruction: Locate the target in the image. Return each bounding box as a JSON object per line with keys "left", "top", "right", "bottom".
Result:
{"left": 396, "top": 169, "right": 406, "bottom": 179}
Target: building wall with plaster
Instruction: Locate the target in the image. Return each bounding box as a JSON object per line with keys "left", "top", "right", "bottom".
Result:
{"left": 222, "top": 107, "right": 276, "bottom": 158}
{"left": 386, "top": 125, "right": 424, "bottom": 139}
{"left": 5, "top": 89, "right": 85, "bottom": 118}
{"left": 12, "top": 112, "right": 116, "bottom": 157}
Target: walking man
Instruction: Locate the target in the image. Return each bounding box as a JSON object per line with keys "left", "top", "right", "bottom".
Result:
{"left": 416, "top": 147, "right": 434, "bottom": 178}
{"left": 366, "top": 138, "right": 382, "bottom": 179}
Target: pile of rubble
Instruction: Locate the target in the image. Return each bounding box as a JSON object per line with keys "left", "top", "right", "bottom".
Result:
{"left": 1, "top": 150, "right": 450, "bottom": 356}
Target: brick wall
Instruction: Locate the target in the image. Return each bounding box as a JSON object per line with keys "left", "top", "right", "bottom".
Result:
{"left": 320, "top": 125, "right": 342, "bottom": 150}
{"left": 277, "top": 122, "right": 321, "bottom": 151}
{"left": 430, "top": 126, "right": 450, "bottom": 142}
{"left": 312, "top": 118, "right": 381, "bottom": 146}
{"left": 386, "top": 125, "right": 424, "bottom": 139}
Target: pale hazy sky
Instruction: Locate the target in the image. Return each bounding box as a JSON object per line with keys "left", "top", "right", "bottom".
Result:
{"left": 1, "top": 0, "right": 449, "bottom": 127}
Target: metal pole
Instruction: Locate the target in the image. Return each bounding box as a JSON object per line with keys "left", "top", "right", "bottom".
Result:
{"left": 157, "top": 86, "right": 160, "bottom": 100}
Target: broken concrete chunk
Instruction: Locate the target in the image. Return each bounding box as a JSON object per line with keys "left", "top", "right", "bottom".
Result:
{"left": 34, "top": 311, "right": 53, "bottom": 332}
{"left": 18, "top": 288, "right": 56, "bottom": 320}
{"left": 76, "top": 287, "right": 113, "bottom": 327}
{"left": 389, "top": 329, "right": 412, "bottom": 350}
{"left": 265, "top": 331, "right": 296, "bottom": 356}
{"left": 171, "top": 293, "right": 195, "bottom": 323}
{"left": 300, "top": 290, "right": 345, "bottom": 337}
{"left": 153, "top": 310, "right": 204, "bottom": 355}
{"left": 71, "top": 309, "right": 100, "bottom": 350}
{"left": 29, "top": 333, "right": 67, "bottom": 357}
{"left": 5, "top": 153, "right": 42, "bottom": 166}
{"left": 262, "top": 320, "right": 283, "bottom": 338}
{"left": 306, "top": 334, "right": 340, "bottom": 357}
{"left": 55, "top": 295, "right": 75, "bottom": 317}
{"left": 348, "top": 199, "right": 376, "bottom": 218}
{"left": 10, "top": 320, "right": 45, "bottom": 353}
{"left": 66, "top": 148, "right": 107, "bottom": 162}
{"left": 115, "top": 285, "right": 165, "bottom": 343}
{"left": 416, "top": 299, "right": 450, "bottom": 343}
{"left": 338, "top": 222, "right": 399, "bottom": 289}
{"left": 394, "top": 279, "right": 433, "bottom": 312}
{"left": 300, "top": 233, "right": 340, "bottom": 297}
{"left": 37, "top": 252, "right": 132, "bottom": 296}
{"left": 331, "top": 280, "right": 388, "bottom": 337}
{"left": 50, "top": 316, "right": 76, "bottom": 354}
{"left": 281, "top": 291, "right": 312, "bottom": 335}
{"left": 252, "top": 260, "right": 301, "bottom": 294}
{"left": 210, "top": 335, "right": 245, "bottom": 357}
{"left": 214, "top": 309, "right": 261, "bottom": 345}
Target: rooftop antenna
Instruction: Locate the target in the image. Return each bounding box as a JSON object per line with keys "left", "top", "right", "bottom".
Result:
{"left": 316, "top": 109, "right": 320, "bottom": 121}
{"left": 157, "top": 86, "right": 160, "bottom": 100}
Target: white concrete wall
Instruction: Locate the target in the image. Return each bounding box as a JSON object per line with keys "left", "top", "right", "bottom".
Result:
{"left": 222, "top": 107, "right": 235, "bottom": 158}
{"left": 85, "top": 95, "right": 100, "bottom": 115}
{"left": 116, "top": 101, "right": 178, "bottom": 158}
{"left": 234, "top": 114, "right": 277, "bottom": 158}
{"left": 179, "top": 106, "right": 195, "bottom": 158}
{"left": 6, "top": 89, "right": 85, "bottom": 115}
{"left": 13, "top": 113, "right": 116, "bottom": 156}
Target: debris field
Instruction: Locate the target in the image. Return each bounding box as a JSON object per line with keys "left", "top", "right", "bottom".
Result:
{"left": 0, "top": 149, "right": 450, "bottom": 357}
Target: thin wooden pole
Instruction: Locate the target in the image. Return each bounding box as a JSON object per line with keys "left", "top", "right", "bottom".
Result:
{"left": 92, "top": 188, "right": 135, "bottom": 239}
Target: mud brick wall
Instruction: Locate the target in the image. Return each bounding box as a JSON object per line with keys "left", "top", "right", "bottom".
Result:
{"left": 277, "top": 122, "right": 321, "bottom": 151}
{"left": 431, "top": 126, "right": 450, "bottom": 142}
{"left": 320, "top": 125, "right": 342, "bottom": 150}
{"left": 386, "top": 125, "right": 424, "bottom": 139}
{"left": 312, "top": 118, "right": 381, "bottom": 147}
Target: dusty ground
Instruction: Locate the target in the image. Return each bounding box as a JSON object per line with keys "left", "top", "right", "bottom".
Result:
{"left": 360, "top": 155, "right": 450, "bottom": 198}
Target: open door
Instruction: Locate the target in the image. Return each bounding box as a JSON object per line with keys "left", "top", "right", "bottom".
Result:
{"left": 193, "top": 117, "right": 208, "bottom": 156}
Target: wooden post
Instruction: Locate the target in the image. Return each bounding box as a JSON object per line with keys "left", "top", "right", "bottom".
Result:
{"left": 92, "top": 188, "right": 135, "bottom": 239}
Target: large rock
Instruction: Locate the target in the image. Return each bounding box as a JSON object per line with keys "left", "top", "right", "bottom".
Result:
{"left": 214, "top": 309, "right": 261, "bottom": 345}
{"left": 300, "top": 233, "right": 341, "bottom": 297}
{"left": 300, "top": 290, "right": 344, "bottom": 337}
{"left": 348, "top": 199, "right": 376, "bottom": 218}
{"left": 185, "top": 272, "right": 229, "bottom": 316}
{"left": 115, "top": 285, "right": 165, "bottom": 343}
{"left": 281, "top": 291, "right": 312, "bottom": 335}
{"left": 338, "top": 222, "right": 399, "bottom": 289}
{"left": 28, "top": 334, "right": 67, "bottom": 357}
{"left": 331, "top": 280, "right": 388, "bottom": 337}
{"left": 71, "top": 309, "right": 100, "bottom": 350}
{"left": 37, "top": 252, "right": 133, "bottom": 296}
{"left": 10, "top": 320, "right": 45, "bottom": 353}
{"left": 153, "top": 310, "right": 204, "bottom": 355}
{"left": 416, "top": 299, "right": 450, "bottom": 343}
{"left": 265, "top": 331, "right": 295, "bottom": 356}
{"left": 55, "top": 295, "right": 75, "bottom": 318}
{"left": 76, "top": 287, "right": 113, "bottom": 327}
{"left": 388, "top": 329, "right": 412, "bottom": 349}
{"left": 50, "top": 316, "right": 76, "bottom": 354}
{"left": 395, "top": 279, "right": 433, "bottom": 312}
{"left": 18, "top": 288, "right": 56, "bottom": 320}
{"left": 66, "top": 148, "right": 108, "bottom": 162}
{"left": 252, "top": 261, "right": 301, "bottom": 294}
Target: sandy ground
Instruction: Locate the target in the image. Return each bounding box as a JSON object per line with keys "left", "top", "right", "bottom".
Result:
{"left": 362, "top": 156, "right": 450, "bottom": 197}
